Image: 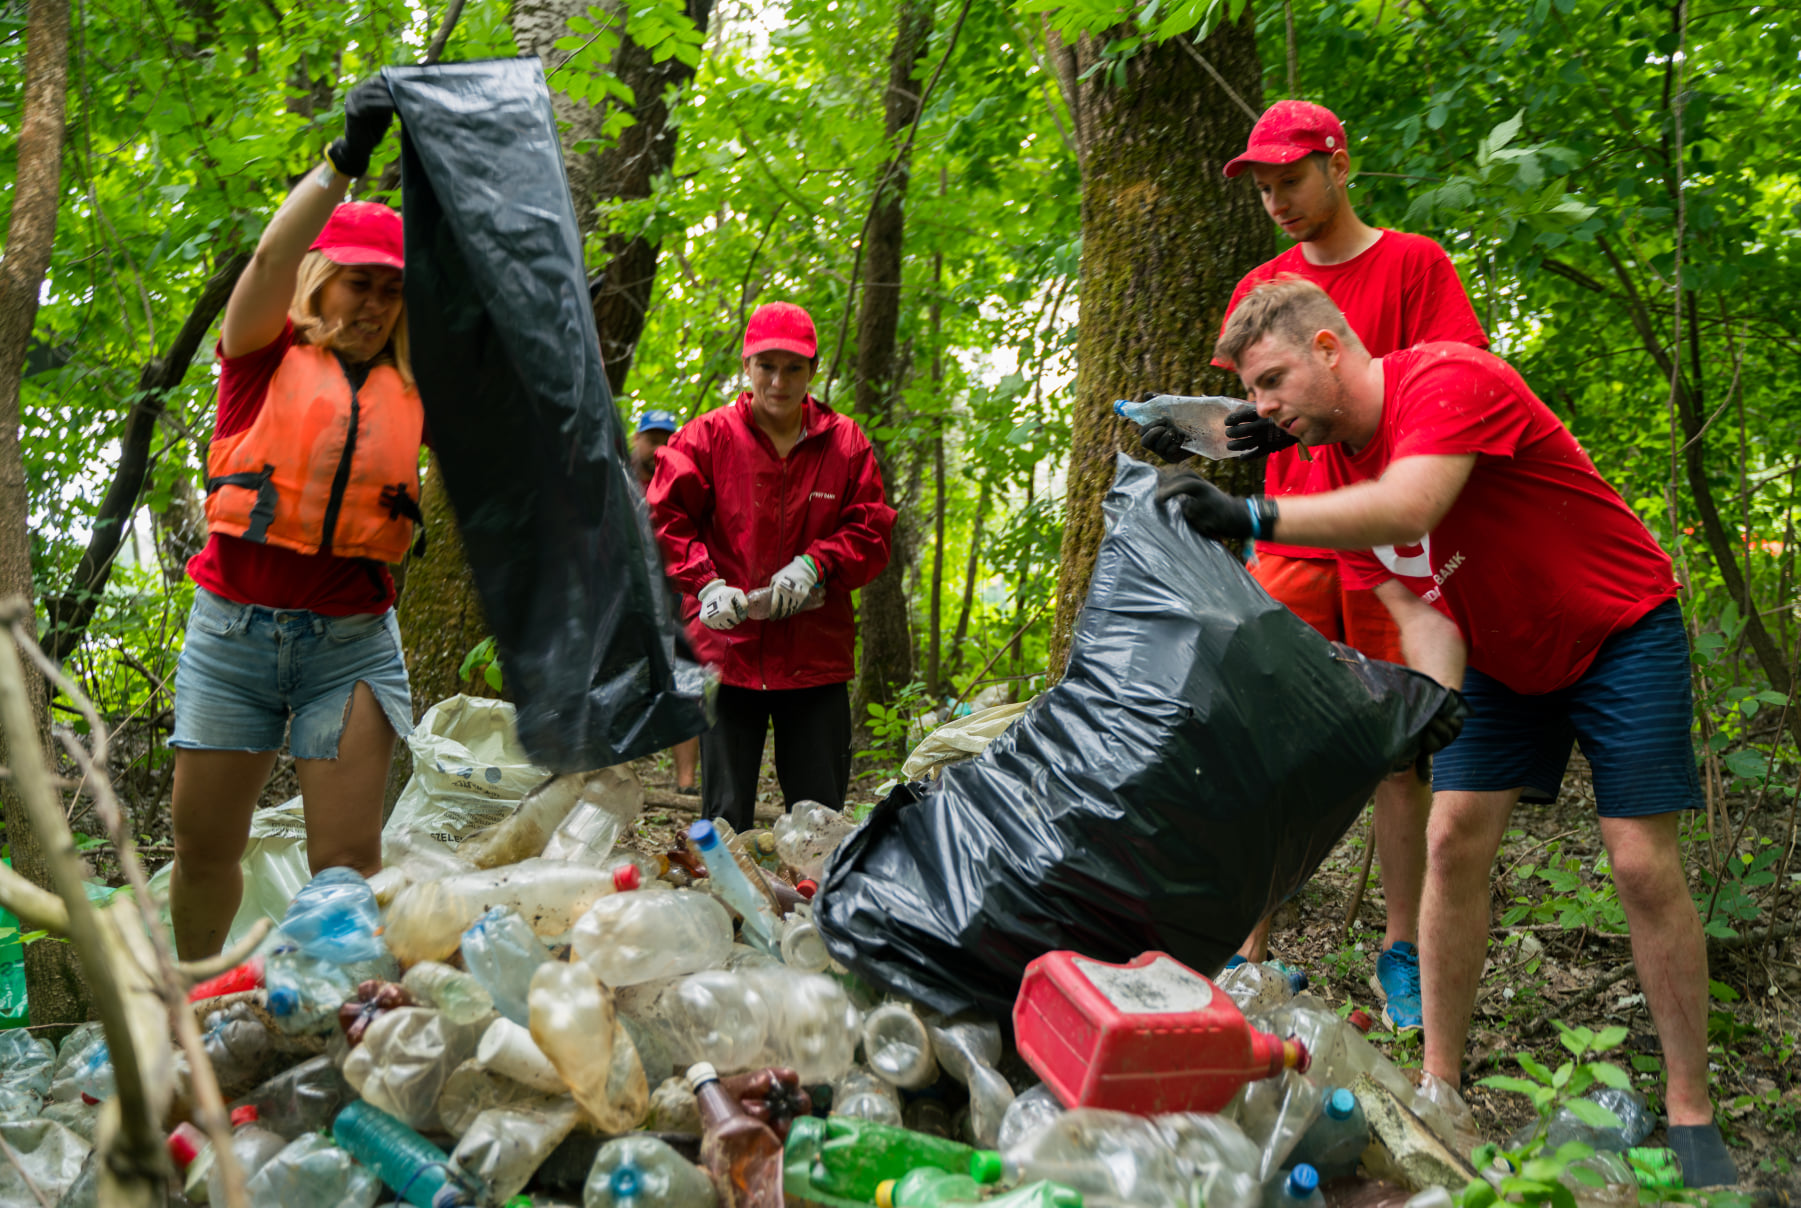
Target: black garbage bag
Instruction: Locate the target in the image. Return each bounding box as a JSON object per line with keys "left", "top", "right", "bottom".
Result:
{"left": 385, "top": 59, "right": 710, "bottom": 771}
{"left": 815, "top": 455, "right": 1464, "bottom": 1018}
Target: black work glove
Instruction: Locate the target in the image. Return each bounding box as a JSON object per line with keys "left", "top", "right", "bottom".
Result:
{"left": 1155, "top": 469, "right": 1279, "bottom": 542}
{"left": 327, "top": 77, "right": 396, "bottom": 179}
{"left": 1400, "top": 687, "right": 1468, "bottom": 780}
{"left": 1224, "top": 404, "right": 1299, "bottom": 458}
{"left": 1138, "top": 418, "right": 1191, "bottom": 463}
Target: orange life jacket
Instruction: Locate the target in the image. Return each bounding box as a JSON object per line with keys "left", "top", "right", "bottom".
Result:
{"left": 205, "top": 343, "right": 425, "bottom": 564}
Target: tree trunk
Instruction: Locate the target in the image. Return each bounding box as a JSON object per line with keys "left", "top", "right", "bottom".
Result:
{"left": 42, "top": 252, "right": 249, "bottom": 661}
{"left": 946, "top": 478, "right": 990, "bottom": 681}
{"left": 851, "top": 0, "right": 934, "bottom": 711}
{"left": 0, "top": 0, "right": 89, "bottom": 1030}
{"left": 589, "top": 0, "right": 715, "bottom": 395}
{"left": 394, "top": 458, "right": 503, "bottom": 715}
{"left": 1046, "top": 17, "right": 1271, "bottom": 674}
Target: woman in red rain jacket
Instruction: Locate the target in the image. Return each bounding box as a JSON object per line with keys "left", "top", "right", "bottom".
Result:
{"left": 649, "top": 303, "right": 895, "bottom": 830}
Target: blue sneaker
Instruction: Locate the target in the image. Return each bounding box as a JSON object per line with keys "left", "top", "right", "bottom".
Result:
{"left": 1224, "top": 954, "right": 1248, "bottom": 970}
{"left": 1373, "top": 941, "right": 1423, "bottom": 1032}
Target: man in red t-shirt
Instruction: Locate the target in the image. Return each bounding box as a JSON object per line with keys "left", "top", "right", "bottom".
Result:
{"left": 1145, "top": 100, "right": 1486, "bottom": 1032}
{"left": 1157, "top": 278, "right": 1733, "bottom": 1185}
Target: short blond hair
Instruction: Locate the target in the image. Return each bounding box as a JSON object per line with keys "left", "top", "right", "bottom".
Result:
{"left": 288, "top": 251, "right": 415, "bottom": 389}
{"left": 1215, "top": 275, "right": 1361, "bottom": 368}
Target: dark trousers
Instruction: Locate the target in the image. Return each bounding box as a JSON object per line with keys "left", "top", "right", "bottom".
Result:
{"left": 700, "top": 682, "right": 851, "bottom": 832}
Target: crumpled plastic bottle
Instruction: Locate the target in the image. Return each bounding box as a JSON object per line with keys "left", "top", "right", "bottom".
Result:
{"left": 205, "top": 1105, "right": 290, "bottom": 1204}
{"left": 1217, "top": 961, "right": 1304, "bottom": 1016}
{"left": 241, "top": 1053, "right": 357, "bottom": 1140}
{"left": 437, "top": 1057, "right": 567, "bottom": 1138}
{"left": 570, "top": 891, "right": 733, "bottom": 988}
{"left": 48, "top": 1022, "right": 107, "bottom": 1102}
{"left": 742, "top": 966, "right": 859, "bottom": 1084}
{"left": 997, "top": 1084, "right": 1067, "bottom": 1152}
{"left": 0, "top": 1029, "right": 56, "bottom": 1101}
{"left": 341, "top": 1006, "right": 483, "bottom": 1132}
{"left": 0, "top": 1119, "right": 91, "bottom": 1204}
{"left": 264, "top": 942, "right": 358, "bottom": 1035}
{"left": 926, "top": 1016, "right": 1016, "bottom": 1149}
{"left": 1513, "top": 1086, "right": 1655, "bottom": 1153}
{"left": 386, "top": 858, "right": 636, "bottom": 965}
{"left": 772, "top": 800, "right": 857, "bottom": 880}
{"left": 528, "top": 960, "right": 650, "bottom": 1133}
{"left": 539, "top": 766, "right": 644, "bottom": 864}
{"left": 584, "top": 1133, "right": 719, "bottom": 1208}
{"left": 401, "top": 960, "right": 496, "bottom": 1027}
{"left": 1411, "top": 1071, "right": 1482, "bottom": 1159}
{"left": 1001, "top": 1108, "right": 1262, "bottom": 1208}
{"left": 645, "top": 970, "right": 771, "bottom": 1073}
{"left": 278, "top": 867, "right": 385, "bottom": 964}
{"left": 463, "top": 907, "right": 556, "bottom": 1026}
{"left": 1225, "top": 1068, "right": 1322, "bottom": 1182}
{"left": 191, "top": 1000, "right": 276, "bottom": 1098}
{"left": 246, "top": 1132, "right": 383, "bottom": 1207}
{"left": 451, "top": 1098, "right": 583, "bottom": 1204}
{"left": 1559, "top": 1149, "right": 1641, "bottom": 1208}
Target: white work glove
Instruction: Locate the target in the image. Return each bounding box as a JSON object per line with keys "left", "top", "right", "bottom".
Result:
{"left": 698, "top": 578, "right": 749, "bottom": 630}
{"left": 767, "top": 554, "right": 819, "bottom": 620}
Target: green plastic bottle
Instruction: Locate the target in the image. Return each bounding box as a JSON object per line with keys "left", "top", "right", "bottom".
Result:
{"left": 876, "top": 1166, "right": 984, "bottom": 1208}
{"left": 784, "top": 1115, "right": 1001, "bottom": 1204}
{"left": 1625, "top": 1146, "right": 1684, "bottom": 1191}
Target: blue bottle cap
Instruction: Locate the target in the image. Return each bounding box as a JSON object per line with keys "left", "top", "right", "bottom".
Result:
{"left": 1112, "top": 399, "right": 1131, "bottom": 416}
{"left": 1288, "top": 1164, "right": 1320, "bottom": 1196}
{"left": 687, "top": 820, "right": 720, "bottom": 850}
{"left": 1326, "top": 1087, "right": 1356, "bottom": 1119}
{"left": 266, "top": 986, "right": 297, "bottom": 1017}
{"left": 611, "top": 1165, "right": 643, "bottom": 1198}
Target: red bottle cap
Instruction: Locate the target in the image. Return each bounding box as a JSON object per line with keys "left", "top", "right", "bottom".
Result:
{"left": 795, "top": 879, "right": 818, "bottom": 900}
{"left": 612, "top": 863, "right": 641, "bottom": 892}
{"left": 230, "top": 1105, "right": 258, "bottom": 1128}
{"left": 167, "top": 1122, "right": 206, "bottom": 1170}
{"left": 1348, "top": 1008, "right": 1375, "bottom": 1034}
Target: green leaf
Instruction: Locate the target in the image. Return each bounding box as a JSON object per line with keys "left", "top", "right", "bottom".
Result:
{"left": 1591, "top": 1026, "right": 1629, "bottom": 1052}
{"left": 1586, "top": 1060, "right": 1631, "bottom": 1089}
{"left": 1519, "top": 1054, "right": 1556, "bottom": 1085}
{"left": 1564, "top": 1098, "right": 1624, "bottom": 1130}
{"left": 1479, "top": 1075, "right": 1541, "bottom": 1096}
{"left": 1709, "top": 979, "right": 1741, "bottom": 1003}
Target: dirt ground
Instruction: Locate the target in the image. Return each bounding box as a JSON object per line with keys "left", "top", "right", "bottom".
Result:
{"left": 629, "top": 740, "right": 1801, "bottom": 1196}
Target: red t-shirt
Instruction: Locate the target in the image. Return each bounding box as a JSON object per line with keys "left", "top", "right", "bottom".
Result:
{"left": 1216, "top": 230, "right": 1488, "bottom": 561}
{"left": 185, "top": 322, "right": 421, "bottom": 615}
{"left": 1321, "top": 344, "right": 1679, "bottom": 695}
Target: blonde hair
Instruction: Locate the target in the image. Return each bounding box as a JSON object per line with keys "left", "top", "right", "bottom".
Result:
{"left": 288, "top": 251, "right": 415, "bottom": 390}
{"left": 1215, "top": 275, "right": 1362, "bottom": 369}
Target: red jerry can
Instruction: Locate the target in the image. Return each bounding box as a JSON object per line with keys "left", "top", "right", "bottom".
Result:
{"left": 1013, "top": 950, "right": 1309, "bottom": 1115}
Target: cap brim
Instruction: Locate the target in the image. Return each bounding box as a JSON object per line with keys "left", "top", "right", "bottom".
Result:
{"left": 318, "top": 245, "right": 405, "bottom": 270}
{"left": 1223, "top": 143, "right": 1315, "bottom": 178}
{"left": 742, "top": 337, "right": 818, "bottom": 359}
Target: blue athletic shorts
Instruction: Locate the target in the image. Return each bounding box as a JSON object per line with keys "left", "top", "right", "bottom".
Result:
{"left": 170, "top": 589, "right": 414, "bottom": 760}
{"left": 1431, "top": 599, "right": 1701, "bottom": 817}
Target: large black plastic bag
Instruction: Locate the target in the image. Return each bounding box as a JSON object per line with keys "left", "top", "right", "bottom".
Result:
{"left": 385, "top": 59, "right": 709, "bottom": 771}
{"left": 815, "top": 455, "right": 1463, "bottom": 1018}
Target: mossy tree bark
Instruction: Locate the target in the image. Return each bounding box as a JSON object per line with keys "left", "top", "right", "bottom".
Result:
{"left": 1046, "top": 16, "right": 1273, "bottom": 674}
{"left": 850, "top": 0, "right": 934, "bottom": 711}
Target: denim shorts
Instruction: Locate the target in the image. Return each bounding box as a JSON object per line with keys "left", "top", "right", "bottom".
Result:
{"left": 1431, "top": 599, "right": 1701, "bottom": 817}
{"left": 171, "top": 589, "right": 414, "bottom": 760}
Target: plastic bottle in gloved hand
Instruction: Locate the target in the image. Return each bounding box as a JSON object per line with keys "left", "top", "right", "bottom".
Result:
{"left": 1115, "top": 396, "right": 1251, "bottom": 461}
{"left": 690, "top": 1061, "right": 784, "bottom": 1208}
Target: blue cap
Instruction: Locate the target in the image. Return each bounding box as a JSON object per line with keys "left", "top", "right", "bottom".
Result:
{"left": 1325, "top": 1087, "right": 1356, "bottom": 1119}
{"left": 266, "top": 986, "right": 297, "bottom": 1017}
{"left": 1287, "top": 1164, "right": 1320, "bottom": 1196}
{"left": 636, "top": 409, "right": 678, "bottom": 434}
{"left": 688, "top": 819, "right": 721, "bottom": 850}
{"left": 1111, "top": 399, "right": 1131, "bottom": 416}
{"left": 611, "top": 1166, "right": 644, "bottom": 1198}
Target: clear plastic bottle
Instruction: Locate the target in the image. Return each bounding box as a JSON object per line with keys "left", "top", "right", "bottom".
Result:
{"left": 830, "top": 1065, "right": 903, "bottom": 1126}
{"left": 646, "top": 970, "right": 770, "bottom": 1073}
{"left": 333, "top": 1100, "right": 474, "bottom": 1206}
{"left": 195, "top": 1000, "right": 275, "bottom": 1097}
{"left": 205, "top": 1105, "right": 290, "bottom": 1204}
{"left": 1217, "top": 961, "right": 1303, "bottom": 1015}
{"left": 771, "top": 801, "right": 857, "bottom": 880}
{"left": 689, "top": 1061, "right": 784, "bottom": 1208}
{"left": 1113, "top": 395, "right": 1250, "bottom": 461}
{"left": 278, "top": 866, "right": 385, "bottom": 964}
{"left": 0, "top": 1029, "right": 55, "bottom": 1099}
{"left": 997, "top": 1084, "right": 1066, "bottom": 1152}
{"left": 460, "top": 773, "right": 589, "bottom": 870}
{"left": 244, "top": 1132, "right": 383, "bottom": 1207}
{"left": 402, "top": 960, "right": 497, "bottom": 1026}
{"left": 345, "top": 1005, "right": 484, "bottom": 1132}
{"left": 743, "top": 966, "right": 859, "bottom": 1084}
{"left": 926, "top": 1016, "right": 1015, "bottom": 1149}
{"left": 438, "top": 1058, "right": 565, "bottom": 1137}
{"left": 1269, "top": 1163, "right": 1325, "bottom": 1208}
{"left": 742, "top": 583, "right": 826, "bottom": 621}
{"left": 386, "top": 858, "right": 637, "bottom": 965}
{"left": 1290, "top": 1086, "right": 1367, "bottom": 1181}
{"left": 239, "top": 1053, "right": 356, "bottom": 1140}
{"left": 451, "top": 1100, "right": 583, "bottom": 1205}
{"left": 1411, "top": 1071, "right": 1482, "bottom": 1158}
{"left": 539, "top": 766, "right": 645, "bottom": 864}
{"left": 73, "top": 1040, "right": 113, "bottom": 1102}
{"left": 264, "top": 942, "right": 358, "bottom": 1035}
{"left": 1002, "top": 1107, "right": 1259, "bottom": 1208}
{"left": 1227, "top": 1069, "right": 1322, "bottom": 1182}
{"left": 528, "top": 960, "right": 650, "bottom": 1133}
{"left": 862, "top": 1002, "right": 938, "bottom": 1089}
{"left": 461, "top": 906, "right": 557, "bottom": 1027}
{"left": 47, "top": 1022, "right": 106, "bottom": 1102}
{"left": 687, "top": 821, "right": 783, "bottom": 953}
{"left": 584, "top": 1133, "right": 718, "bottom": 1208}
{"left": 778, "top": 910, "right": 832, "bottom": 973}
{"left": 570, "top": 890, "right": 733, "bottom": 988}
{"left": 1560, "top": 1151, "right": 1640, "bottom": 1208}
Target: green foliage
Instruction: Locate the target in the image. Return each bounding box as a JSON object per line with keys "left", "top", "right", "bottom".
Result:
{"left": 460, "top": 636, "right": 504, "bottom": 693}
{"left": 858, "top": 679, "right": 933, "bottom": 776}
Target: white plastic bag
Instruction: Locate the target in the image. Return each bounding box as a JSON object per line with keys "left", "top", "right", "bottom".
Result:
{"left": 900, "top": 700, "right": 1033, "bottom": 781}
{"left": 147, "top": 797, "right": 310, "bottom": 954}
{"left": 384, "top": 695, "right": 551, "bottom": 866}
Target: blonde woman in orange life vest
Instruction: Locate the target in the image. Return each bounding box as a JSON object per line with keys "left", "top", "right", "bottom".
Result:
{"left": 168, "top": 80, "right": 421, "bottom": 960}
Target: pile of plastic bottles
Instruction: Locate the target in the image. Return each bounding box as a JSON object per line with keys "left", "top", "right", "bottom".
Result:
{"left": 0, "top": 764, "right": 1651, "bottom": 1208}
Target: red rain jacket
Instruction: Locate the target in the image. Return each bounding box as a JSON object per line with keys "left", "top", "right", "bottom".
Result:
{"left": 648, "top": 394, "right": 895, "bottom": 691}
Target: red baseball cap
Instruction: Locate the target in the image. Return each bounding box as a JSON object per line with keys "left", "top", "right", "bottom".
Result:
{"left": 743, "top": 302, "right": 818, "bottom": 359}
{"left": 1223, "top": 101, "right": 1348, "bottom": 179}
{"left": 309, "top": 201, "right": 404, "bottom": 270}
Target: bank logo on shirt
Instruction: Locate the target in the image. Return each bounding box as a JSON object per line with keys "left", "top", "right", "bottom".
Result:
{"left": 1374, "top": 535, "right": 1433, "bottom": 578}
